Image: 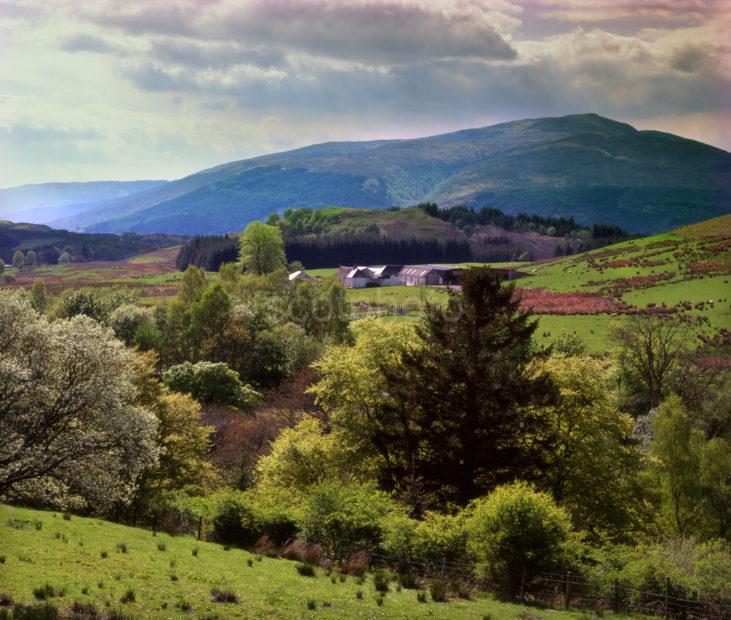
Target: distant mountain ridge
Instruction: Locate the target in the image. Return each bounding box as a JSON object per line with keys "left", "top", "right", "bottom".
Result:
{"left": 28, "top": 114, "right": 731, "bottom": 235}
{"left": 0, "top": 180, "right": 168, "bottom": 225}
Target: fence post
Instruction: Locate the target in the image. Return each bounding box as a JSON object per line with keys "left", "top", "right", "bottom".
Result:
{"left": 612, "top": 579, "right": 620, "bottom": 614}
{"left": 519, "top": 566, "right": 527, "bottom": 604}
{"left": 564, "top": 571, "right": 571, "bottom": 610}
{"left": 197, "top": 516, "right": 203, "bottom": 541}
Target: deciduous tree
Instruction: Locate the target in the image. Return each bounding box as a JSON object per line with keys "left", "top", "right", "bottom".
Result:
{"left": 0, "top": 292, "right": 159, "bottom": 512}
{"left": 239, "top": 221, "right": 286, "bottom": 275}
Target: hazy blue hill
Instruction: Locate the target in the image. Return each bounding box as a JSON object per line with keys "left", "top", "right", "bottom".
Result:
{"left": 0, "top": 220, "right": 182, "bottom": 263}
{"left": 56, "top": 114, "right": 730, "bottom": 235}
{"left": 0, "top": 180, "right": 167, "bottom": 224}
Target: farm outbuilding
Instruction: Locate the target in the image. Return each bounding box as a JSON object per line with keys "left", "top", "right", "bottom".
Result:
{"left": 288, "top": 270, "right": 314, "bottom": 282}
{"left": 338, "top": 265, "right": 404, "bottom": 288}
{"left": 399, "top": 265, "right": 462, "bottom": 286}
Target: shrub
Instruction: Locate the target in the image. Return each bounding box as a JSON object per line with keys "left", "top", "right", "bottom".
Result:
{"left": 342, "top": 550, "right": 369, "bottom": 576}
{"left": 0, "top": 556, "right": 5, "bottom": 564}
{"left": 163, "top": 361, "right": 260, "bottom": 410}
{"left": 455, "top": 580, "right": 473, "bottom": 600}
{"left": 115, "top": 543, "right": 127, "bottom": 554}
{"left": 376, "top": 595, "right": 384, "bottom": 606}
{"left": 246, "top": 558, "right": 253, "bottom": 567}
{"left": 429, "top": 579, "right": 449, "bottom": 603}
{"left": 466, "top": 482, "right": 572, "bottom": 595}
{"left": 157, "top": 541, "right": 166, "bottom": 552}
{"left": 176, "top": 601, "right": 192, "bottom": 612}
{"left": 109, "top": 304, "right": 153, "bottom": 346}
{"left": 192, "top": 548, "right": 199, "bottom": 557}
{"left": 297, "top": 482, "right": 395, "bottom": 562}
{"left": 355, "top": 590, "right": 363, "bottom": 600}
{"left": 32, "top": 585, "right": 65, "bottom": 601}
{"left": 100, "top": 551, "right": 108, "bottom": 559}
{"left": 62, "top": 513, "right": 72, "bottom": 521}
{"left": 210, "top": 589, "right": 239, "bottom": 603}
{"left": 417, "top": 591, "right": 427, "bottom": 603}
{"left": 10, "top": 603, "right": 60, "bottom": 619}
{"left": 398, "top": 572, "right": 419, "bottom": 589}
{"left": 211, "top": 496, "right": 258, "bottom": 547}
{"left": 120, "top": 589, "right": 135, "bottom": 604}
{"left": 306, "top": 599, "right": 317, "bottom": 610}
{"left": 170, "top": 574, "right": 178, "bottom": 582}
{"left": 282, "top": 539, "right": 321, "bottom": 564}
{"left": 373, "top": 569, "right": 390, "bottom": 593}
{"left": 296, "top": 563, "right": 316, "bottom": 577}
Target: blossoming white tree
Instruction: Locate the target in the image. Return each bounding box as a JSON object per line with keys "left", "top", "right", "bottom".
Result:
{"left": 0, "top": 293, "right": 159, "bottom": 512}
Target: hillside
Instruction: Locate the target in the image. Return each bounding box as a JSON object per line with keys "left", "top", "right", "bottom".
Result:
{"left": 0, "top": 504, "right": 583, "bottom": 619}
{"left": 0, "top": 180, "right": 167, "bottom": 224}
{"left": 0, "top": 220, "right": 183, "bottom": 264}
{"left": 335, "top": 214, "right": 731, "bottom": 353}
{"left": 54, "top": 114, "right": 730, "bottom": 236}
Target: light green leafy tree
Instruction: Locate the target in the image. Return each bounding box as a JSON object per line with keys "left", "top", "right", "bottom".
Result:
{"left": 535, "top": 354, "right": 645, "bottom": 540}
{"left": 163, "top": 360, "right": 260, "bottom": 411}
{"left": 466, "top": 481, "right": 573, "bottom": 595}
{"left": 651, "top": 396, "right": 731, "bottom": 540}
{"left": 109, "top": 303, "right": 154, "bottom": 346}
{"left": 238, "top": 221, "right": 286, "bottom": 276}
{"left": 29, "top": 280, "right": 48, "bottom": 313}
{"left": 11, "top": 250, "right": 24, "bottom": 270}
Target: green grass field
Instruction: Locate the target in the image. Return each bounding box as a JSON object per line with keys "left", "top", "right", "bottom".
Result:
{"left": 338, "top": 217, "right": 731, "bottom": 353}
{"left": 0, "top": 504, "right": 591, "bottom": 619}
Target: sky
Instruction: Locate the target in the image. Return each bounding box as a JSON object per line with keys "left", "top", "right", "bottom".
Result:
{"left": 0, "top": 0, "right": 729, "bottom": 187}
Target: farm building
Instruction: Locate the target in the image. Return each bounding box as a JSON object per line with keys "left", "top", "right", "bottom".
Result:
{"left": 338, "top": 265, "right": 404, "bottom": 288}
{"left": 400, "top": 265, "right": 462, "bottom": 286}
{"left": 339, "top": 264, "right": 462, "bottom": 287}
{"left": 288, "top": 270, "right": 314, "bottom": 282}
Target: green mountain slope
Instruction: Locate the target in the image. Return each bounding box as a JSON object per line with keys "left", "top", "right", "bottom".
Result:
{"left": 59, "top": 114, "right": 730, "bottom": 236}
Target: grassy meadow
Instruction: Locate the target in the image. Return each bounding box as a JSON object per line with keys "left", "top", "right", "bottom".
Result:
{"left": 0, "top": 504, "right": 590, "bottom": 620}
{"left": 340, "top": 215, "right": 731, "bottom": 351}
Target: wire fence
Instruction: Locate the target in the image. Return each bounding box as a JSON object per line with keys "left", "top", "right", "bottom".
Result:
{"left": 148, "top": 510, "right": 730, "bottom": 619}
{"left": 367, "top": 552, "right": 731, "bottom": 619}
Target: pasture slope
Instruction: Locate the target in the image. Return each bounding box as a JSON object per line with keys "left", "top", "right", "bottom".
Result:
{"left": 348, "top": 215, "right": 731, "bottom": 352}
{"left": 0, "top": 504, "right": 585, "bottom": 620}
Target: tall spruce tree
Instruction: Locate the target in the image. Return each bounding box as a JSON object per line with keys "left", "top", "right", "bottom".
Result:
{"left": 379, "top": 267, "right": 556, "bottom": 508}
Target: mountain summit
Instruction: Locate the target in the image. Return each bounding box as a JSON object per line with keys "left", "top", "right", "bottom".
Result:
{"left": 54, "top": 114, "right": 731, "bottom": 235}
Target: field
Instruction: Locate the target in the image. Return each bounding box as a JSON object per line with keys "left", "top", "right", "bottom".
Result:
{"left": 341, "top": 216, "right": 731, "bottom": 352}
{"left": 2, "top": 246, "right": 183, "bottom": 302}
{"left": 0, "top": 503, "right": 589, "bottom": 620}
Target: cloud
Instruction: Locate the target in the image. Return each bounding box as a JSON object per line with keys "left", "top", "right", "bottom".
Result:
{"left": 150, "top": 39, "right": 287, "bottom": 70}
{"left": 671, "top": 44, "right": 710, "bottom": 73}
{"left": 522, "top": 0, "right": 713, "bottom": 24}
{"left": 1, "top": 0, "right": 730, "bottom": 186}
{"left": 59, "top": 33, "right": 119, "bottom": 54}
{"left": 92, "top": 0, "right": 519, "bottom": 64}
